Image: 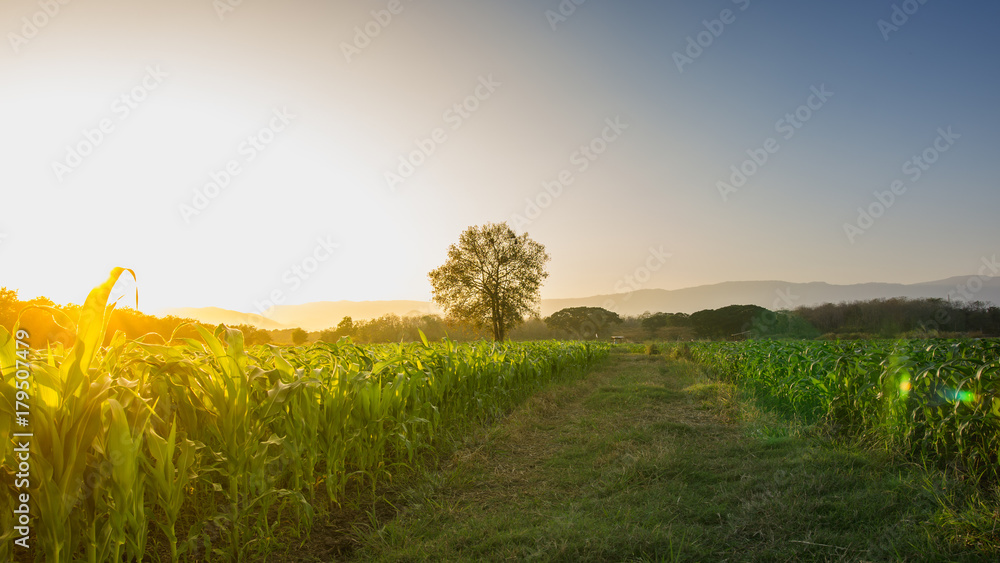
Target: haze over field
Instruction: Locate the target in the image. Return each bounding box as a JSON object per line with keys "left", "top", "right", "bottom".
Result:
{"left": 2, "top": 1, "right": 998, "bottom": 316}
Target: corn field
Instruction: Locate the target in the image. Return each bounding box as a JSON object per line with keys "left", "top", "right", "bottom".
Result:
{"left": 682, "top": 339, "right": 1000, "bottom": 483}
{"left": 0, "top": 269, "right": 608, "bottom": 562}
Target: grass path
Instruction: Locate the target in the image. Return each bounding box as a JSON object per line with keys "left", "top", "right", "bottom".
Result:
{"left": 338, "top": 354, "right": 981, "bottom": 562}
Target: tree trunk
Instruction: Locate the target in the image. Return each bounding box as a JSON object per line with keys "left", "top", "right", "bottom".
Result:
{"left": 492, "top": 301, "right": 503, "bottom": 341}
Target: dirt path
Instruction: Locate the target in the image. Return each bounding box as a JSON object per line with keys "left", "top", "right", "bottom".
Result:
{"left": 302, "top": 354, "right": 975, "bottom": 562}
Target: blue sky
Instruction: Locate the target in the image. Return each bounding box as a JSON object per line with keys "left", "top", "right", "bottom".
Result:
{"left": 0, "top": 0, "right": 997, "bottom": 314}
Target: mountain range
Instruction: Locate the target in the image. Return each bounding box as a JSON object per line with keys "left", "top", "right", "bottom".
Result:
{"left": 161, "top": 276, "right": 1000, "bottom": 332}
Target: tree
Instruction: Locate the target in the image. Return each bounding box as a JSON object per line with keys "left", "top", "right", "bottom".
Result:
{"left": 291, "top": 327, "right": 309, "bottom": 345}
{"left": 0, "top": 287, "right": 18, "bottom": 329}
{"left": 234, "top": 324, "right": 272, "bottom": 345}
{"left": 640, "top": 312, "right": 690, "bottom": 336}
{"left": 335, "top": 316, "right": 354, "bottom": 337}
{"left": 319, "top": 316, "right": 354, "bottom": 343}
{"left": 545, "top": 307, "right": 621, "bottom": 339}
{"left": 689, "top": 305, "right": 769, "bottom": 339}
{"left": 429, "top": 223, "right": 549, "bottom": 341}
{"left": 352, "top": 314, "right": 405, "bottom": 343}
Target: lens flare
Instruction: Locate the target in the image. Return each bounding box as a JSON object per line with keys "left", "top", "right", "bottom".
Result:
{"left": 943, "top": 388, "right": 977, "bottom": 403}
{"left": 899, "top": 374, "right": 911, "bottom": 396}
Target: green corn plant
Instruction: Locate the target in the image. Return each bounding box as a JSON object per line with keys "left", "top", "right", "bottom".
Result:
{"left": 2, "top": 267, "right": 612, "bottom": 561}
{"left": 315, "top": 355, "right": 355, "bottom": 506}
{"left": 31, "top": 267, "right": 135, "bottom": 563}
{"left": 183, "top": 324, "right": 314, "bottom": 559}
{"left": 102, "top": 397, "right": 151, "bottom": 562}
{"left": 687, "top": 338, "right": 1000, "bottom": 485}
{"left": 144, "top": 416, "right": 197, "bottom": 563}
{"left": 181, "top": 325, "right": 258, "bottom": 557}
{"left": 266, "top": 347, "right": 321, "bottom": 503}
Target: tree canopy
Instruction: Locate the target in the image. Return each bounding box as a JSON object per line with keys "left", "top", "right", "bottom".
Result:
{"left": 545, "top": 307, "right": 622, "bottom": 338}
{"left": 428, "top": 223, "right": 549, "bottom": 341}
{"left": 0, "top": 287, "right": 17, "bottom": 329}
{"left": 689, "top": 305, "right": 770, "bottom": 339}
{"left": 640, "top": 312, "right": 690, "bottom": 335}
{"left": 234, "top": 324, "right": 272, "bottom": 345}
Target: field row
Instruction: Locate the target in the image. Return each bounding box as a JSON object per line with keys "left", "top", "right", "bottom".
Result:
{"left": 677, "top": 339, "right": 1000, "bottom": 483}
{"left": 0, "top": 271, "right": 608, "bottom": 562}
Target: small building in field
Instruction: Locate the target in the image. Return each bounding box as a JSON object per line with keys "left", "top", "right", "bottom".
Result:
{"left": 730, "top": 331, "right": 751, "bottom": 341}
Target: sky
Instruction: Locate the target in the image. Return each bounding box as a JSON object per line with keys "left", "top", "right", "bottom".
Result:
{"left": 1, "top": 0, "right": 998, "bottom": 316}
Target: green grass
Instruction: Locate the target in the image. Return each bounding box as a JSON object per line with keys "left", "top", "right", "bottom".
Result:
{"left": 338, "top": 354, "right": 995, "bottom": 562}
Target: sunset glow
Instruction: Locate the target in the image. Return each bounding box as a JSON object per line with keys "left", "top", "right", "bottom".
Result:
{"left": 1, "top": 1, "right": 997, "bottom": 316}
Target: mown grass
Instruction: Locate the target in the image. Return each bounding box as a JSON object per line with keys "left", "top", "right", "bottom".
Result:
{"left": 344, "top": 354, "right": 994, "bottom": 562}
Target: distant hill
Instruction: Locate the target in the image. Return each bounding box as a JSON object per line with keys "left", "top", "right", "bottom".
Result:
{"left": 266, "top": 301, "right": 442, "bottom": 331}
{"left": 163, "top": 277, "right": 1000, "bottom": 332}
{"left": 541, "top": 277, "right": 1000, "bottom": 317}
{"left": 162, "top": 307, "right": 289, "bottom": 330}
{"left": 162, "top": 301, "right": 443, "bottom": 332}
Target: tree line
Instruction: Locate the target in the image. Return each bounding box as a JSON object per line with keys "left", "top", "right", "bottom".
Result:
{"left": 794, "top": 297, "right": 1000, "bottom": 338}
{"left": 633, "top": 298, "right": 1000, "bottom": 340}
{"left": 0, "top": 287, "right": 216, "bottom": 346}
{"left": 5, "top": 216, "right": 998, "bottom": 347}
{"left": 4, "top": 286, "right": 997, "bottom": 348}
